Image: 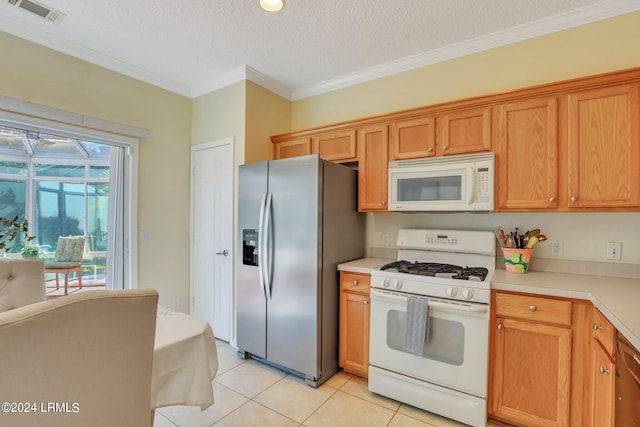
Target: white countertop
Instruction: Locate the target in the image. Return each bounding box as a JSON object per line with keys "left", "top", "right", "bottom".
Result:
{"left": 338, "top": 257, "right": 640, "bottom": 351}
{"left": 337, "top": 258, "right": 393, "bottom": 274}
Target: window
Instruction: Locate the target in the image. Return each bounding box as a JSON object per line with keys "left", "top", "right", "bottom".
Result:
{"left": 0, "top": 123, "right": 133, "bottom": 290}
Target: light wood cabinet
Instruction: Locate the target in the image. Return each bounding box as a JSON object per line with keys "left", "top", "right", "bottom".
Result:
{"left": 339, "top": 271, "right": 371, "bottom": 378}
{"left": 357, "top": 124, "right": 389, "bottom": 212}
{"left": 390, "top": 107, "right": 491, "bottom": 161}
{"left": 271, "top": 68, "right": 640, "bottom": 213}
{"left": 490, "top": 292, "right": 572, "bottom": 427}
{"left": 436, "top": 106, "right": 492, "bottom": 156}
{"left": 590, "top": 307, "right": 616, "bottom": 427}
{"left": 311, "top": 130, "right": 357, "bottom": 163}
{"left": 390, "top": 116, "right": 436, "bottom": 160}
{"left": 567, "top": 83, "right": 640, "bottom": 209}
{"left": 496, "top": 98, "right": 559, "bottom": 210}
{"left": 273, "top": 137, "right": 311, "bottom": 159}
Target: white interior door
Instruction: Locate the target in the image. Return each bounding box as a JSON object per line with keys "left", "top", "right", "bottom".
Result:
{"left": 190, "top": 137, "right": 233, "bottom": 342}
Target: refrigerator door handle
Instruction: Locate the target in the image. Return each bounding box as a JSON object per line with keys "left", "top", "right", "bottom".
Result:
{"left": 258, "top": 193, "right": 268, "bottom": 299}
{"left": 263, "top": 192, "right": 273, "bottom": 300}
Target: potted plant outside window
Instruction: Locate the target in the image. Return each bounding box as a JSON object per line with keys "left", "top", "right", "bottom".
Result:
{"left": 0, "top": 216, "right": 35, "bottom": 258}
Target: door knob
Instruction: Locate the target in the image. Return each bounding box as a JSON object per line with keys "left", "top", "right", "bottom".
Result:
{"left": 216, "top": 250, "right": 229, "bottom": 256}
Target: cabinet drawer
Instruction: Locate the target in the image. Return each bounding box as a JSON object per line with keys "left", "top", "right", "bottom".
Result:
{"left": 592, "top": 307, "right": 616, "bottom": 357}
{"left": 495, "top": 292, "right": 571, "bottom": 326}
{"left": 340, "top": 272, "right": 370, "bottom": 295}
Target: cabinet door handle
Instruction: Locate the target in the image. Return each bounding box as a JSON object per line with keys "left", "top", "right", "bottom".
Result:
{"left": 599, "top": 366, "right": 610, "bottom": 374}
{"left": 442, "top": 145, "right": 448, "bottom": 151}
{"left": 570, "top": 196, "right": 578, "bottom": 202}
{"left": 427, "top": 147, "right": 433, "bottom": 152}
{"left": 497, "top": 324, "right": 503, "bottom": 330}
{"left": 549, "top": 197, "right": 556, "bottom": 203}
{"left": 593, "top": 323, "right": 603, "bottom": 331}
{"left": 352, "top": 280, "right": 359, "bottom": 286}
{"left": 529, "top": 305, "right": 537, "bottom": 311}
{"left": 363, "top": 300, "right": 368, "bottom": 305}
{"left": 381, "top": 201, "right": 387, "bottom": 206}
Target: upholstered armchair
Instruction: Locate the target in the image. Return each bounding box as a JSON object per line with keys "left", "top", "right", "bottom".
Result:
{"left": 0, "top": 288, "right": 158, "bottom": 427}
{"left": 44, "top": 236, "right": 85, "bottom": 295}
{"left": 0, "top": 257, "right": 46, "bottom": 313}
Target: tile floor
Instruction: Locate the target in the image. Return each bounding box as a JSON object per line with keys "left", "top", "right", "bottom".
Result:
{"left": 154, "top": 340, "right": 501, "bottom": 427}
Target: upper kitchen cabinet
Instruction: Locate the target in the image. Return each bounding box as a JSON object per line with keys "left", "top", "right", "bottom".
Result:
{"left": 496, "top": 98, "right": 558, "bottom": 210}
{"left": 311, "top": 130, "right": 357, "bottom": 163}
{"left": 357, "top": 124, "right": 389, "bottom": 212}
{"left": 390, "top": 116, "right": 436, "bottom": 160}
{"left": 567, "top": 83, "right": 639, "bottom": 209}
{"left": 436, "top": 106, "right": 492, "bottom": 156}
{"left": 390, "top": 107, "right": 491, "bottom": 161}
{"left": 273, "top": 137, "right": 311, "bottom": 160}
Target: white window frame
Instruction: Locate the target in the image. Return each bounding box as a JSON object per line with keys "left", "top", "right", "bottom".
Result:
{"left": 0, "top": 106, "right": 143, "bottom": 290}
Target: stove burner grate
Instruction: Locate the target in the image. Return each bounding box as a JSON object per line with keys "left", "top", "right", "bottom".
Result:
{"left": 380, "top": 260, "right": 489, "bottom": 282}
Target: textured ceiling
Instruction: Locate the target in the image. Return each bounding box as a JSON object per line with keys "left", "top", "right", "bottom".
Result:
{"left": 0, "top": 0, "right": 638, "bottom": 99}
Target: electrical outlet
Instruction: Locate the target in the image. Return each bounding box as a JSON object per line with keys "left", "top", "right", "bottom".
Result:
{"left": 172, "top": 298, "right": 181, "bottom": 310}
{"left": 606, "top": 242, "right": 622, "bottom": 260}
{"left": 551, "top": 240, "right": 563, "bottom": 257}
{"left": 382, "top": 233, "right": 390, "bottom": 247}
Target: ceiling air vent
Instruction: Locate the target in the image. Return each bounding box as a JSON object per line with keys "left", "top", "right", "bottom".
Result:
{"left": 6, "top": 0, "right": 66, "bottom": 24}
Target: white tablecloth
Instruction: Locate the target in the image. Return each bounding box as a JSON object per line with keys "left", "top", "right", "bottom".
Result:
{"left": 152, "top": 306, "right": 218, "bottom": 409}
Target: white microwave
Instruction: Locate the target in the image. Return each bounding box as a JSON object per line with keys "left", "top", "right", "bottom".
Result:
{"left": 388, "top": 152, "right": 494, "bottom": 212}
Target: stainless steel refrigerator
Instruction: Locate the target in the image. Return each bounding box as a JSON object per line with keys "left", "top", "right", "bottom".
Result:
{"left": 237, "top": 154, "right": 364, "bottom": 387}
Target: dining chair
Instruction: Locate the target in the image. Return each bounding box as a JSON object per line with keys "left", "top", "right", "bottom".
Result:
{"left": 0, "top": 288, "right": 159, "bottom": 427}
{"left": 43, "top": 236, "right": 85, "bottom": 295}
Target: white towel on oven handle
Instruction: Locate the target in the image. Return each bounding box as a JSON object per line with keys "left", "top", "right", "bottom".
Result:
{"left": 403, "top": 295, "right": 429, "bottom": 355}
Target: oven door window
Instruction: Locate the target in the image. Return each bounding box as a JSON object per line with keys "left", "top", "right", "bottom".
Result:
{"left": 397, "top": 175, "right": 462, "bottom": 202}
{"left": 386, "top": 309, "right": 464, "bottom": 365}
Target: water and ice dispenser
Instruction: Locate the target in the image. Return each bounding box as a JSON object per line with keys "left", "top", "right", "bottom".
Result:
{"left": 242, "top": 229, "right": 259, "bottom": 266}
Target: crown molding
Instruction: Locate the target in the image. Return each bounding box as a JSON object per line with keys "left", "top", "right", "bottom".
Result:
{"left": 190, "top": 65, "right": 292, "bottom": 100}
{"left": 189, "top": 66, "right": 248, "bottom": 98}
{"left": 290, "top": 0, "right": 640, "bottom": 100}
{"left": 0, "top": 15, "right": 193, "bottom": 98}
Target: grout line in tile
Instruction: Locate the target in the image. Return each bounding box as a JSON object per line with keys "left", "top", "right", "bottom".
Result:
{"left": 154, "top": 410, "right": 179, "bottom": 427}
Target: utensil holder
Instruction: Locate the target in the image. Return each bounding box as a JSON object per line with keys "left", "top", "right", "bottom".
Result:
{"left": 502, "top": 248, "right": 533, "bottom": 274}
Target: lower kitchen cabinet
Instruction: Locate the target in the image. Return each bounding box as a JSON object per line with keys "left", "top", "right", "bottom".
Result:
{"left": 490, "top": 292, "right": 572, "bottom": 427}
{"left": 339, "top": 271, "right": 370, "bottom": 378}
{"left": 590, "top": 307, "right": 616, "bottom": 427}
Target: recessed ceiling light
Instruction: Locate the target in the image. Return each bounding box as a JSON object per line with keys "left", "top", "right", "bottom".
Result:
{"left": 260, "top": 0, "right": 284, "bottom": 12}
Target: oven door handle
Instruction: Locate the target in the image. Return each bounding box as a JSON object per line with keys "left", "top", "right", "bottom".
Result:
{"left": 371, "top": 289, "right": 489, "bottom": 313}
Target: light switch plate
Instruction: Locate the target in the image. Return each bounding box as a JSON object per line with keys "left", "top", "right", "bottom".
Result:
{"left": 551, "top": 240, "right": 563, "bottom": 257}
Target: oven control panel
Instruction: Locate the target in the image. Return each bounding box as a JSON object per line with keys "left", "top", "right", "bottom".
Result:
{"left": 371, "top": 273, "right": 491, "bottom": 305}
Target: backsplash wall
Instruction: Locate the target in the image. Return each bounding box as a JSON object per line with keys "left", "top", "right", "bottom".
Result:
{"left": 365, "top": 212, "right": 640, "bottom": 278}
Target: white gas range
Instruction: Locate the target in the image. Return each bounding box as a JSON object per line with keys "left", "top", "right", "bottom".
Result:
{"left": 368, "top": 229, "right": 496, "bottom": 427}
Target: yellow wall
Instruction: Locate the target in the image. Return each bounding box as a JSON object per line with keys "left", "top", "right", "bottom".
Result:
{"left": 245, "top": 81, "right": 290, "bottom": 163}
{"left": 291, "top": 11, "right": 640, "bottom": 130}
{"left": 0, "top": 31, "right": 193, "bottom": 309}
